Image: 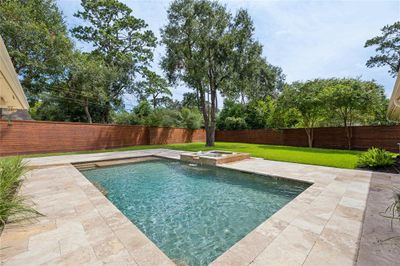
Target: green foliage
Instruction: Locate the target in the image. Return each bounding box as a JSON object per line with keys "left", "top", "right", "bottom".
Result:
{"left": 181, "top": 108, "right": 203, "bottom": 129}
{"left": 364, "top": 21, "right": 400, "bottom": 77}
{"left": 244, "top": 99, "right": 271, "bottom": 129}
{"left": 278, "top": 81, "right": 325, "bottom": 147}
{"left": 161, "top": 0, "right": 275, "bottom": 146}
{"left": 134, "top": 100, "right": 152, "bottom": 119}
{"left": 1, "top": 0, "right": 159, "bottom": 124}
{"left": 0, "top": 157, "right": 41, "bottom": 227}
{"left": 72, "top": 0, "right": 156, "bottom": 67}
{"left": 267, "top": 78, "right": 391, "bottom": 148}
{"left": 112, "top": 105, "right": 203, "bottom": 129}
{"left": 29, "top": 53, "right": 118, "bottom": 123}
{"left": 72, "top": 0, "right": 157, "bottom": 122}
{"left": 322, "top": 78, "right": 386, "bottom": 125}
{"left": 0, "top": 0, "right": 73, "bottom": 103}
{"left": 217, "top": 99, "right": 246, "bottom": 130}
{"left": 145, "top": 108, "right": 203, "bottom": 129}
{"left": 146, "top": 109, "right": 183, "bottom": 128}
{"left": 182, "top": 92, "right": 200, "bottom": 109}
{"left": 135, "top": 69, "right": 172, "bottom": 109}
{"left": 357, "top": 147, "right": 396, "bottom": 169}
{"left": 281, "top": 81, "right": 325, "bottom": 128}
{"left": 113, "top": 100, "right": 151, "bottom": 125}
{"left": 112, "top": 111, "right": 140, "bottom": 125}
{"left": 223, "top": 9, "right": 285, "bottom": 103}
{"left": 217, "top": 99, "right": 273, "bottom": 130}
{"left": 321, "top": 78, "right": 388, "bottom": 149}
{"left": 269, "top": 102, "right": 301, "bottom": 129}
{"left": 224, "top": 117, "right": 248, "bottom": 130}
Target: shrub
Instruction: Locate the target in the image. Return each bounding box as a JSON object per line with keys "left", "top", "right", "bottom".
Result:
{"left": 224, "top": 117, "right": 248, "bottom": 130}
{"left": 244, "top": 100, "right": 270, "bottom": 129}
{"left": 146, "top": 109, "right": 183, "bottom": 128}
{"left": 357, "top": 147, "right": 396, "bottom": 169}
{"left": 181, "top": 108, "right": 203, "bottom": 129}
{"left": 0, "top": 157, "right": 41, "bottom": 227}
{"left": 112, "top": 112, "right": 140, "bottom": 125}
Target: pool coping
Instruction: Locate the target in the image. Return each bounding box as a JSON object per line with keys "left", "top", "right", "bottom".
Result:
{"left": 1, "top": 149, "right": 399, "bottom": 265}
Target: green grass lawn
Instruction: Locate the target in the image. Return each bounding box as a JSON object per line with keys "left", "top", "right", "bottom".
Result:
{"left": 19, "top": 142, "right": 362, "bottom": 169}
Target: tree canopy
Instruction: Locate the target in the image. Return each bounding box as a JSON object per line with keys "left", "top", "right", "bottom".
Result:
{"left": 134, "top": 69, "right": 172, "bottom": 109}
{"left": 279, "top": 80, "right": 325, "bottom": 147}
{"left": 0, "top": 0, "right": 394, "bottom": 142}
{"left": 321, "top": 78, "right": 387, "bottom": 149}
{"left": 365, "top": 21, "right": 400, "bottom": 77}
{"left": 72, "top": 0, "right": 157, "bottom": 122}
{"left": 161, "top": 0, "right": 282, "bottom": 146}
{"left": 0, "top": 0, "right": 73, "bottom": 103}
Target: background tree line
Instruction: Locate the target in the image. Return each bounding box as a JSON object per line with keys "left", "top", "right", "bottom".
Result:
{"left": 0, "top": 0, "right": 399, "bottom": 147}
{"left": 218, "top": 78, "right": 390, "bottom": 149}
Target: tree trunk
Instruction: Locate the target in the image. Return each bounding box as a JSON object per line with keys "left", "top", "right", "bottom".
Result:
{"left": 103, "top": 101, "right": 111, "bottom": 123}
{"left": 198, "top": 86, "right": 216, "bottom": 147}
{"left": 83, "top": 98, "right": 93, "bottom": 124}
{"left": 343, "top": 117, "right": 352, "bottom": 149}
{"left": 198, "top": 87, "right": 211, "bottom": 146}
{"left": 196, "top": 89, "right": 201, "bottom": 110}
{"left": 305, "top": 128, "right": 313, "bottom": 148}
{"left": 207, "top": 87, "right": 217, "bottom": 147}
{"left": 345, "top": 126, "right": 352, "bottom": 150}
{"left": 152, "top": 95, "right": 157, "bottom": 109}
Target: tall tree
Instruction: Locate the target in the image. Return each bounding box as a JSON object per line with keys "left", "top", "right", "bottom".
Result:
{"left": 30, "top": 52, "right": 118, "bottom": 123}
{"left": 322, "top": 78, "right": 386, "bottom": 149}
{"left": 162, "top": 0, "right": 267, "bottom": 146}
{"left": 365, "top": 21, "right": 400, "bottom": 77}
{"left": 224, "top": 9, "right": 285, "bottom": 103}
{"left": 280, "top": 81, "right": 325, "bottom": 148}
{"left": 65, "top": 53, "right": 118, "bottom": 123}
{"left": 181, "top": 92, "right": 200, "bottom": 109}
{"left": 162, "top": 0, "right": 227, "bottom": 146}
{"left": 0, "top": 0, "right": 73, "bottom": 104}
{"left": 72, "top": 0, "right": 157, "bottom": 122}
{"left": 135, "top": 69, "right": 172, "bottom": 109}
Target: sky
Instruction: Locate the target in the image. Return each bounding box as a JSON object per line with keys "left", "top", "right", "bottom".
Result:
{"left": 56, "top": 0, "right": 400, "bottom": 110}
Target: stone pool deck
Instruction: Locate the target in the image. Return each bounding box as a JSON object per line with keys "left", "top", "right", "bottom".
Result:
{"left": 1, "top": 149, "right": 399, "bottom": 265}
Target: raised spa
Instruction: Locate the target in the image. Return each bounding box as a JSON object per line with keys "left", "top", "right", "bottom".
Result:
{"left": 81, "top": 158, "right": 310, "bottom": 265}
{"left": 180, "top": 150, "right": 250, "bottom": 165}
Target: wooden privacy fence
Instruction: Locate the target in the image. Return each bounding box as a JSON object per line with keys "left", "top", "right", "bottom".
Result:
{"left": 0, "top": 120, "right": 205, "bottom": 156}
{"left": 215, "top": 125, "right": 400, "bottom": 152}
{"left": 2, "top": 120, "right": 400, "bottom": 156}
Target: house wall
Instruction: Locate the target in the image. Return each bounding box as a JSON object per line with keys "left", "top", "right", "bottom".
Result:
{"left": 0, "top": 36, "right": 29, "bottom": 110}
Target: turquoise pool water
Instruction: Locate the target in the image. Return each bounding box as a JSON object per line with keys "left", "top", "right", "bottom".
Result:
{"left": 82, "top": 158, "right": 309, "bottom": 265}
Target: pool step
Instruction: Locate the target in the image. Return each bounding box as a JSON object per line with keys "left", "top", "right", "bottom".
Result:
{"left": 74, "top": 163, "right": 98, "bottom": 171}
{"left": 74, "top": 156, "right": 158, "bottom": 171}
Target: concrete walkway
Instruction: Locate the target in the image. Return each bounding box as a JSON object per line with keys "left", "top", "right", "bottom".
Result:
{"left": 0, "top": 149, "right": 399, "bottom": 265}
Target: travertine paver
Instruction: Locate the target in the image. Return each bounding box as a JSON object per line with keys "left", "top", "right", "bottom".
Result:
{"left": 0, "top": 149, "right": 399, "bottom": 265}
{"left": 356, "top": 171, "right": 400, "bottom": 266}
{"left": 211, "top": 158, "right": 399, "bottom": 265}
{"left": 0, "top": 150, "right": 176, "bottom": 266}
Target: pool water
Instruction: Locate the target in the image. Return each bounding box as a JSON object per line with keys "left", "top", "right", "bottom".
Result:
{"left": 82, "top": 158, "right": 309, "bottom": 265}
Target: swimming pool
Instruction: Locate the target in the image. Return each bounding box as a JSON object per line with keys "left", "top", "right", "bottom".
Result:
{"left": 81, "top": 158, "right": 310, "bottom": 265}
